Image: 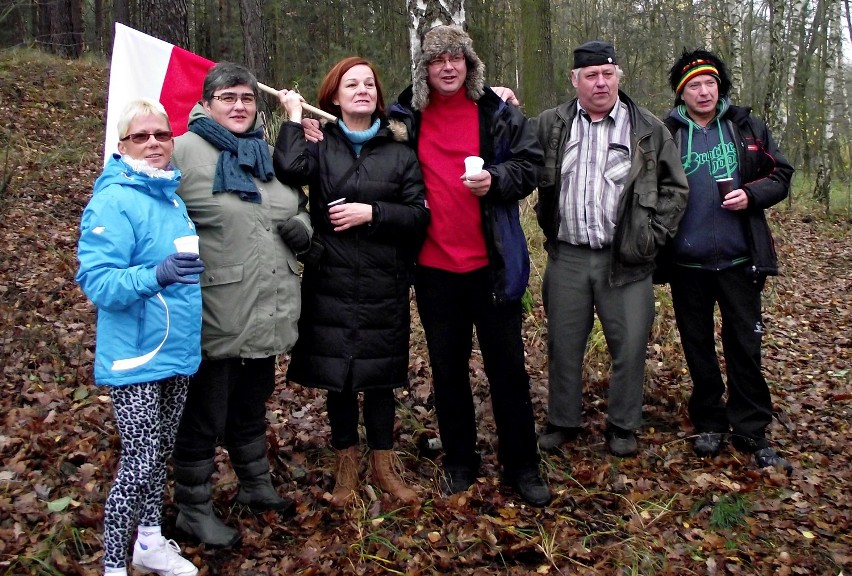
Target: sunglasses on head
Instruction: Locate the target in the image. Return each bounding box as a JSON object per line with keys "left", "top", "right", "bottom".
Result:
{"left": 120, "top": 131, "right": 173, "bottom": 144}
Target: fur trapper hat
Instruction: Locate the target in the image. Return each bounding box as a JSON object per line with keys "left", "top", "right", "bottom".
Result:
{"left": 411, "top": 25, "right": 486, "bottom": 111}
{"left": 669, "top": 48, "right": 731, "bottom": 104}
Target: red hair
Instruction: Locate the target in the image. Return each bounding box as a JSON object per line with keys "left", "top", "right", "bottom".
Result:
{"left": 317, "top": 56, "right": 386, "bottom": 120}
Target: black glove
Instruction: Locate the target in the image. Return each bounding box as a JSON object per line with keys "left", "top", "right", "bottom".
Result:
{"left": 277, "top": 218, "right": 311, "bottom": 254}
{"left": 155, "top": 253, "right": 205, "bottom": 287}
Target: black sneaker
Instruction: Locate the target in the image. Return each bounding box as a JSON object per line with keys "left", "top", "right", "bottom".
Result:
{"left": 693, "top": 432, "right": 724, "bottom": 457}
{"left": 440, "top": 466, "right": 476, "bottom": 495}
{"left": 538, "top": 424, "right": 581, "bottom": 451}
{"left": 504, "top": 467, "right": 552, "bottom": 507}
{"left": 754, "top": 447, "right": 793, "bottom": 476}
{"left": 606, "top": 425, "right": 638, "bottom": 457}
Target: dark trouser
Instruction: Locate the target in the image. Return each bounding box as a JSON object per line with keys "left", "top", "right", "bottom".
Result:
{"left": 669, "top": 264, "right": 772, "bottom": 451}
{"left": 174, "top": 356, "right": 276, "bottom": 462}
{"left": 327, "top": 387, "right": 395, "bottom": 450}
{"left": 542, "top": 244, "right": 654, "bottom": 430}
{"left": 415, "top": 265, "right": 539, "bottom": 473}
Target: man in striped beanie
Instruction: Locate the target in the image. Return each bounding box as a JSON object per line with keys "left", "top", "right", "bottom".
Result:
{"left": 660, "top": 49, "right": 795, "bottom": 474}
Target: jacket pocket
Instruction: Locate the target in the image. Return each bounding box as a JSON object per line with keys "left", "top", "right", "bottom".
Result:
{"left": 200, "top": 263, "right": 244, "bottom": 335}
{"left": 617, "top": 197, "right": 657, "bottom": 265}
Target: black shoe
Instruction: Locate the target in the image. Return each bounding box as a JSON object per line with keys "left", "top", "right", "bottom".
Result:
{"left": 754, "top": 447, "right": 793, "bottom": 476}
{"left": 440, "top": 466, "right": 476, "bottom": 495}
{"left": 606, "top": 425, "right": 638, "bottom": 457}
{"left": 538, "top": 424, "right": 581, "bottom": 451}
{"left": 693, "top": 432, "right": 724, "bottom": 457}
{"left": 504, "top": 467, "right": 552, "bottom": 507}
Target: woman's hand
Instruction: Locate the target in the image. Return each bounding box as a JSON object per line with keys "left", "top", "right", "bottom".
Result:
{"left": 277, "top": 89, "right": 305, "bottom": 123}
{"left": 329, "top": 202, "right": 372, "bottom": 231}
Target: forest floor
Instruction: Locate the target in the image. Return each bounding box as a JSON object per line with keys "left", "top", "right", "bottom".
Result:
{"left": 1, "top": 49, "right": 850, "bottom": 576}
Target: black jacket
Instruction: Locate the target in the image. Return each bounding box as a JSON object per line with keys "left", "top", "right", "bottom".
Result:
{"left": 662, "top": 104, "right": 793, "bottom": 278}
{"left": 274, "top": 120, "right": 429, "bottom": 392}
{"left": 389, "top": 86, "right": 543, "bottom": 304}
{"left": 532, "top": 92, "right": 689, "bottom": 286}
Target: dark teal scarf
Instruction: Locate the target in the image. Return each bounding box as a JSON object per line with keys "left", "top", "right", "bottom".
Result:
{"left": 188, "top": 116, "right": 273, "bottom": 203}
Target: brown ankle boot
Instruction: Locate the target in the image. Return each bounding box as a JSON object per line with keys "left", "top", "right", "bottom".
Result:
{"left": 330, "top": 446, "right": 360, "bottom": 507}
{"left": 370, "top": 450, "right": 418, "bottom": 504}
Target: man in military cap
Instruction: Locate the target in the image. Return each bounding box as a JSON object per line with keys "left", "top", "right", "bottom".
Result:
{"left": 532, "top": 41, "right": 689, "bottom": 456}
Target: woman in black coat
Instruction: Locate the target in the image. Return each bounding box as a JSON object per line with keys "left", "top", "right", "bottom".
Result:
{"left": 274, "top": 56, "right": 429, "bottom": 506}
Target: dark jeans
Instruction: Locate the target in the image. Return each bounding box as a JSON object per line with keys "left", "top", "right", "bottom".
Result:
{"left": 327, "top": 388, "right": 395, "bottom": 450}
{"left": 173, "top": 356, "right": 276, "bottom": 462}
{"left": 415, "top": 265, "right": 539, "bottom": 473}
{"left": 670, "top": 264, "right": 773, "bottom": 450}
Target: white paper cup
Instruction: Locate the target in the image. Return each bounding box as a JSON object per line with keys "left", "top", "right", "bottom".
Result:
{"left": 464, "top": 156, "right": 484, "bottom": 179}
{"left": 173, "top": 235, "right": 200, "bottom": 254}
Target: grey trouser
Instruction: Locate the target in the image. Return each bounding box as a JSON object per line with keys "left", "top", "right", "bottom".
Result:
{"left": 542, "top": 243, "right": 654, "bottom": 430}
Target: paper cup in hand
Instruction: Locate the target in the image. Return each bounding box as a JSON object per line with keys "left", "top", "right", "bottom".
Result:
{"left": 464, "top": 156, "right": 484, "bottom": 179}
{"left": 716, "top": 178, "right": 734, "bottom": 200}
{"left": 173, "top": 235, "right": 200, "bottom": 255}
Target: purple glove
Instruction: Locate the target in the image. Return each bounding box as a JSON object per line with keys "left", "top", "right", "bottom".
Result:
{"left": 155, "top": 253, "right": 205, "bottom": 287}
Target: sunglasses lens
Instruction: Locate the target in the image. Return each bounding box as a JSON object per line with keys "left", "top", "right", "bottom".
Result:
{"left": 127, "top": 132, "right": 172, "bottom": 143}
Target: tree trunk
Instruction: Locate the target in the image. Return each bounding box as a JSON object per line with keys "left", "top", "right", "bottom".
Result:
{"left": 37, "top": 0, "right": 83, "bottom": 57}
{"left": 139, "top": 0, "right": 189, "bottom": 47}
{"left": 519, "top": 0, "right": 556, "bottom": 115}
{"left": 406, "top": 0, "right": 465, "bottom": 83}
{"left": 239, "top": 0, "right": 270, "bottom": 83}
{"left": 762, "top": 0, "right": 786, "bottom": 137}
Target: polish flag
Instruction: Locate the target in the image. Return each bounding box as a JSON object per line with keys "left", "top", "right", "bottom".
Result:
{"left": 104, "top": 23, "right": 214, "bottom": 161}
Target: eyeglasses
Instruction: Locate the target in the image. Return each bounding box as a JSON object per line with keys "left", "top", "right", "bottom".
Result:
{"left": 428, "top": 54, "right": 465, "bottom": 68}
{"left": 211, "top": 93, "right": 256, "bottom": 105}
{"left": 119, "top": 131, "right": 173, "bottom": 144}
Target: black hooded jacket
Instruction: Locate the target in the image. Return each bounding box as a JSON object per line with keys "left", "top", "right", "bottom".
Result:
{"left": 662, "top": 104, "right": 793, "bottom": 278}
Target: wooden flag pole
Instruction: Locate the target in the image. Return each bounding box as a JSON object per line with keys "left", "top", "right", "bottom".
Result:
{"left": 258, "top": 82, "right": 337, "bottom": 123}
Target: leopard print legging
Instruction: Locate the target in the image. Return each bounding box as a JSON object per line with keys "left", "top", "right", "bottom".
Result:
{"left": 102, "top": 376, "right": 189, "bottom": 570}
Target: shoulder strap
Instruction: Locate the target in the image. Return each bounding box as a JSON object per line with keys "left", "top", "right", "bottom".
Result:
{"left": 333, "top": 151, "right": 370, "bottom": 193}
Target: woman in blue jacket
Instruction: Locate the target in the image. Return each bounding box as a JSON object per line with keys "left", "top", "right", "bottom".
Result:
{"left": 77, "top": 99, "right": 204, "bottom": 576}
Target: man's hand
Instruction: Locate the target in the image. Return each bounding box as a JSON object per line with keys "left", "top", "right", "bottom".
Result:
{"left": 302, "top": 118, "right": 323, "bottom": 143}
{"left": 461, "top": 170, "right": 492, "bottom": 197}
{"left": 721, "top": 188, "right": 749, "bottom": 211}
{"left": 491, "top": 86, "right": 519, "bottom": 106}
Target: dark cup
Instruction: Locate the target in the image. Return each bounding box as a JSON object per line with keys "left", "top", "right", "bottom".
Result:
{"left": 716, "top": 178, "right": 734, "bottom": 200}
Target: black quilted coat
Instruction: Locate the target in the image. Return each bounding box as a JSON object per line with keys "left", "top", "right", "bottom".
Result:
{"left": 273, "top": 120, "right": 429, "bottom": 392}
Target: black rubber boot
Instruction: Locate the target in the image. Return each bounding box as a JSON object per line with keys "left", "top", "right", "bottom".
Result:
{"left": 173, "top": 458, "right": 241, "bottom": 548}
{"left": 230, "top": 436, "right": 295, "bottom": 514}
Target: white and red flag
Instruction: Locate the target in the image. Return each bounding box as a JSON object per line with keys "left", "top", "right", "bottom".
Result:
{"left": 104, "top": 23, "right": 214, "bottom": 161}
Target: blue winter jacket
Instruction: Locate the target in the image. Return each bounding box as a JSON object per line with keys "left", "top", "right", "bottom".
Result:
{"left": 76, "top": 154, "right": 202, "bottom": 386}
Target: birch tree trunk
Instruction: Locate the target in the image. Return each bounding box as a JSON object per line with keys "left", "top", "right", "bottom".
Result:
{"left": 406, "top": 0, "right": 466, "bottom": 83}
{"left": 762, "top": 0, "right": 786, "bottom": 137}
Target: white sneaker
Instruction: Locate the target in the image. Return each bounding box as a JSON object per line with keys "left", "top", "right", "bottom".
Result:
{"left": 131, "top": 537, "right": 198, "bottom": 576}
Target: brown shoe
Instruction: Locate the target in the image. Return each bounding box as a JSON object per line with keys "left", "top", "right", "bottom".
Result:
{"left": 369, "top": 450, "right": 418, "bottom": 504}
{"left": 330, "top": 446, "right": 360, "bottom": 507}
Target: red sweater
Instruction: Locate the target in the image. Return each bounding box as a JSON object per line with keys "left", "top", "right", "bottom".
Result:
{"left": 417, "top": 89, "right": 488, "bottom": 272}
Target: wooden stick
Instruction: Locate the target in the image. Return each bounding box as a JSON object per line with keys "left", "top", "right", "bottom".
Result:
{"left": 258, "top": 82, "right": 337, "bottom": 123}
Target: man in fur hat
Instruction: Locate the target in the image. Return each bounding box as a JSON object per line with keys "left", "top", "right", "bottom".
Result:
{"left": 533, "top": 41, "right": 689, "bottom": 457}
{"left": 389, "top": 24, "right": 551, "bottom": 506}
{"left": 661, "top": 49, "right": 794, "bottom": 473}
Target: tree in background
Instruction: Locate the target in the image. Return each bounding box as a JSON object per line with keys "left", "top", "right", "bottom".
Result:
{"left": 0, "top": 0, "right": 849, "bottom": 205}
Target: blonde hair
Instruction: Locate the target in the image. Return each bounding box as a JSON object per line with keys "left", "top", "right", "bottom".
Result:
{"left": 116, "top": 99, "right": 171, "bottom": 139}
